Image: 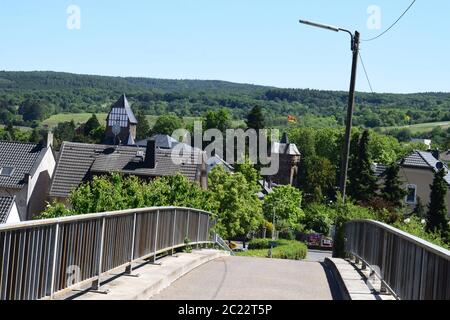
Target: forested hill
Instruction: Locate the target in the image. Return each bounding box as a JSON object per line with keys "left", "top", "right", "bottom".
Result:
{"left": 0, "top": 71, "right": 269, "bottom": 93}
{"left": 0, "top": 70, "right": 449, "bottom": 128}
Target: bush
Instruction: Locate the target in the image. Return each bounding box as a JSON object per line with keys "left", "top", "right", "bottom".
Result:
{"left": 239, "top": 239, "right": 307, "bottom": 260}
{"left": 278, "top": 229, "right": 295, "bottom": 240}
{"left": 271, "top": 241, "right": 307, "bottom": 260}
{"left": 248, "top": 238, "right": 271, "bottom": 250}
{"left": 394, "top": 216, "right": 450, "bottom": 250}
{"left": 302, "top": 204, "right": 334, "bottom": 235}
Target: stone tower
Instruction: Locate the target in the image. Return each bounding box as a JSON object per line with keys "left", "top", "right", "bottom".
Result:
{"left": 270, "top": 133, "right": 301, "bottom": 186}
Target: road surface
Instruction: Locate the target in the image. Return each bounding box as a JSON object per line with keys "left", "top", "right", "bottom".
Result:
{"left": 151, "top": 256, "right": 340, "bottom": 300}
{"left": 305, "top": 249, "right": 332, "bottom": 262}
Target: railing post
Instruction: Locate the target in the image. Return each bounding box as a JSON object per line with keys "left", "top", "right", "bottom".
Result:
{"left": 92, "top": 217, "right": 106, "bottom": 291}
{"left": 186, "top": 209, "right": 190, "bottom": 240}
{"left": 206, "top": 214, "right": 210, "bottom": 246}
{"left": 125, "top": 212, "right": 137, "bottom": 274}
{"left": 152, "top": 210, "right": 160, "bottom": 263}
{"left": 171, "top": 209, "right": 177, "bottom": 255}
{"left": 196, "top": 211, "right": 201, "bottom": 249}
{"left": 49, "top": 223, "right": 60, "bottom": 299}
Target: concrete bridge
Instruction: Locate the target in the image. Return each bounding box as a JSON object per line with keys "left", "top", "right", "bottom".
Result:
{"left": 0, "top": 206, "right": 449, "bottom": 300}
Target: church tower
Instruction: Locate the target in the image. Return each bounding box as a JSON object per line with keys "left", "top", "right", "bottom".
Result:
{"left": 105, "top": 94, "right": 138, "bottom": 145}
{"left": 270, "top": 132, "right": 301, "bottom": 186}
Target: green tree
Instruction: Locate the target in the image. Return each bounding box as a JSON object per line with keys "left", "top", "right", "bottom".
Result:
{"left": 246, "top": 106, "right": 265, "bottom": 130}
{"left": 208, "top": 166, "right": 263, "bottom": 240}
{"left": 18, "top": 99, "right": 48, "bottom": 122}
{"left": 413, "top": 197, "right": 426, "bottom": 218}
{"left": 84, "top": 114, "right": 101, "bottom": 136}
{"left": 426, "top": 168, "right": 450, "bottom": 239}
{"left": 39, "top": 173, "right": 214, "bottom": 218}
{"left": 233, "top": 160, "right": 261, "bottom": 192}
{"left": 53, "top": 120, "right": 76, "bottom": 148}
{"left": 203, "top": 108, "right": 232, "bottom": 132}
{"left": 381, "top": 164, "right": 407, "bottom": 207}
{"left": 289, "top": 128, "right": 317, "bottom": 191}
{"left": 152, "top": 114, "right": 184, "bottom": 136}
{"left": 348, "top": 130, "right": 378, "bottom": 202}
{"left": 304, "top": 156, "right": 336, "bottom": 203}
{"left": 263, "top": 185, "right": 304, "bottom": 230}
{"left": 136, "top": 111, "right": 150, "bottom": 140}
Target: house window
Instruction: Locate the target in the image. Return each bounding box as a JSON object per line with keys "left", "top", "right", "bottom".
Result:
{"left": 0, "top": 167, "right": 14, "bottom": 177}
{"left": 405, "top": 184, "right": 417, "bottom": 204}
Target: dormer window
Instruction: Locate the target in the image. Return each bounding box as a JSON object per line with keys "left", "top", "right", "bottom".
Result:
{"left": 0, "top": 167, "right": 14, "bottom": 177}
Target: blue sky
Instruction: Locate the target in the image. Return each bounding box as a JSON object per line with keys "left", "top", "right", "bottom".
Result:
{"left": 0, "top": 0, "right": 448, "bottom": 93}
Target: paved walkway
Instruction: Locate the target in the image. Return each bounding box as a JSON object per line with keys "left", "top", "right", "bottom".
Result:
{"left": 151, "top": 256, "right": 337, "bottom": 300}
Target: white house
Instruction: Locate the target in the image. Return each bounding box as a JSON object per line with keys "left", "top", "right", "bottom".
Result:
{"left": 0, "top": 196, "right": 20, "bottom": 224}
{"left": 0, "top": 135, "right": 56, "bottom": 221}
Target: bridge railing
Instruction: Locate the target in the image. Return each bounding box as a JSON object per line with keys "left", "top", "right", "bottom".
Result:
{"left": 0, "top": 206, "right": 214, "bottom": 300}
{"left": 344, "top": 220, "right": 450, "bottom": 300}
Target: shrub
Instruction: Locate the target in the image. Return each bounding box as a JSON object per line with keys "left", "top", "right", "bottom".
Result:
{"left": 240, "top": 239, "right": 307, "bottom": 260}
{"left": 271, "top": 241, "right": 307, "bottom": 260}
{"left": 278, "top": 229, "right": 295, "bottom": 240}
{"left": 302, "top": 204, "right": 334, "bottom": 235}
{"left": 394, "top": 216, "right": 450, "bottom": 250}
{"left": 248, "top": 238, "right": 271, "bottom": 250}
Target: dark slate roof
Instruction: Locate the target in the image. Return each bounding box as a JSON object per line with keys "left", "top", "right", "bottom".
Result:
{"left": 373, "top": 163, "right": 388, "bottom": 177}
{"left": 0, "top": 196, "right": 15, "bottom": 223}
{"left": 107, "top": 94, "right": 137, "bottom": 124}
{"left": 49, "top": 142, "right": 203, "bottom": 198}
{"left": 401, "top": 150, "right": 450, "bottom": 186}
{"left": 0, "top": 141, "right": 48, "bottom": 189}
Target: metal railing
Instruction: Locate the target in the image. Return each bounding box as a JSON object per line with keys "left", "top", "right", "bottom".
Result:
{"left": 345, "top": 220, "right": 450, "bottom": 300}
{"left": 0, "top": 206, "right": 214, "bottom": 300}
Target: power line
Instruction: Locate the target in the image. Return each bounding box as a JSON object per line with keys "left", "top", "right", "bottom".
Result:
{"left": 362, "top": 0, "right": 417, "bottom": 42}
{"left": 358, "top": 51, "right": 374, "bottom": 94}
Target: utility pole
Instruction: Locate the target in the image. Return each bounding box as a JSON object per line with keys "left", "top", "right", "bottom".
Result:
{"left": 269, "top": 206, "right": 276, "bottom": 258}
{"left": 339, "top": 31, "right": 360, "bottom": 201}
{"left": 299, "top": 20, "right": 360, "bottom": 201}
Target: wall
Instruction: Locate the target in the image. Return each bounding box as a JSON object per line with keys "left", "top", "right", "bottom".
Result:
{"left": 5, "top": 202, "right": 20, "bottom": 224}
{"left": 400, "top": 167, "right": 450, "bottom": 217}
{"left": 26, "top": 147, "right": 56, "bottom": 219}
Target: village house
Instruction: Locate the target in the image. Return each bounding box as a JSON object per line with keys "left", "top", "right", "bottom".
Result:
{"left": 0, "top": 196, "right": 20, "bottom": 224}
{"left": 48, "top": 139, "right": 208, "bottom": 204}
{"left": 376, "top": 150, "right": 450, "bottom": 217}
{"left": 0, "top": 136, "right": 56, "bottom": 221}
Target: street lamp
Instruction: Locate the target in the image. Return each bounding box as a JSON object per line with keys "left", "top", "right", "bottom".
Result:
{"left": 299, "top": 19, "right": 360, "bottom": 201}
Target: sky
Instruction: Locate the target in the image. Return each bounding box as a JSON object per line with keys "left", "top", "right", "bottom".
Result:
{"left": 0, "top": 0, "right": 449, "bottom": 93}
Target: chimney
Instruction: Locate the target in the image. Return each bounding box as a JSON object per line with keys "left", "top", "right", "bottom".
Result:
{"left": 46, "top": 131, "right": 54, "bottom": 148}
{"left": 200, "top": 152, "right": 208, "bottom": 190}
{"left": 144, "top": 139, "right": 156, "bottom": 169}
{"left": 431, "top": 149, "right": 440, "bottom": 161}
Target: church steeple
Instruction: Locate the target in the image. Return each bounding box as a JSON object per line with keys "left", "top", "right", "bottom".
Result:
{"left": 105, "top": 94, "right": 138, "bottom": 145}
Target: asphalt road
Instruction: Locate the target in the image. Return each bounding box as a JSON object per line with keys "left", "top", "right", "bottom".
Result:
{"left": 305, "top": 249, "right": 332, "bottom": 262}
{"left": 151, "top": 256, "right": 339, "bottom": 300}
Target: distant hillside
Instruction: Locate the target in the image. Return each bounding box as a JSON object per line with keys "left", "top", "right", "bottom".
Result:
{"left": 0, "top": 70, "right": 449, "bottom": 129}
{"left": 0, "top": 71, "right": 269, "bottom": 93}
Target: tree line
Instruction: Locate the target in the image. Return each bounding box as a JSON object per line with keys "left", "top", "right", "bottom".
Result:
{"left": 1, "top": 71, "right": 450, "bottom": 129}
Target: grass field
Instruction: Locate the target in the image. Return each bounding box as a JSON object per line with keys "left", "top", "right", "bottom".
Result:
{"left": 42, "top": 113, "right": 201, "bottom": 128}
{"left": 42, "top": 113, "right": 245, "bottom": 129}
{"left": 380, "top": 121, "right": 450, "bottom": 134}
